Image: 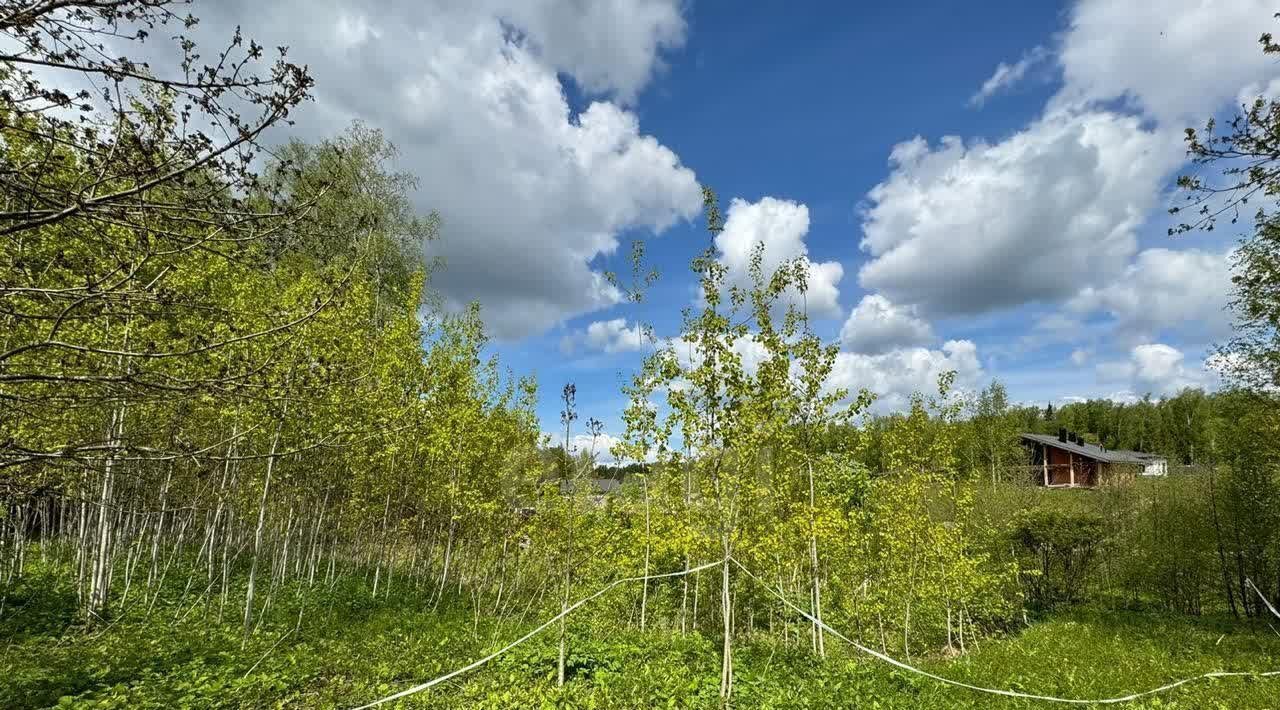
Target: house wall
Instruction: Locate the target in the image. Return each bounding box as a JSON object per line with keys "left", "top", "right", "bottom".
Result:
{"left": 1043, "top": 444, "right": 1098, "bottom": 487}
{"left": 1141, "top": 460, "right": 1168, "bottom": 476}
{"left": 1076, "top": 457, "right": 1097, "bottom": 486}
{"left": 1046, "top": 446, "right": 1072, "bottom": 485}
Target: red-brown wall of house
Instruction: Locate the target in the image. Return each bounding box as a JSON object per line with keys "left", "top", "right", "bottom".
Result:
{"left": 1043, "top": 445, "right": 1098, "bottom": 486}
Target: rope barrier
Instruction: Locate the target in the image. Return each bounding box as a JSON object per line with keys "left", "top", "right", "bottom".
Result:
{"left": 352, "top": 558, "right": 1280, "bottom": 708}
{"left": 350, "top": 559, "right": 723, "bottom": 709}
{"left": 1246, "top": 578, "right": 1280, "bottom": 620}
{"left": 730, "top": 556, "right": 1280, "bottom": 705}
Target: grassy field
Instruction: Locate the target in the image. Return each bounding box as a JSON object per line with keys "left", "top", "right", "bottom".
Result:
{"left": 3, "top": 568, "right": 1279, "bottom": 709}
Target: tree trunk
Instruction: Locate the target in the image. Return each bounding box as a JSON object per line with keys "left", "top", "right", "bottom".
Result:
{"left": 244, "top": 415, "right": 284, "bottom": 644}
{"left": 435, "top": 517, "right": 455, "bottom": 606}
{"left": 640, "top": 474, "right": 651, "bottom": 632}
{"left": 719, "top": 537, "right": 733, "bottom": 707}
{"left": 806, "top": 460, "right": 825, "bottom": 657}
{"left": 372, "top": 490, "right": 391, "bottom": 598}
{"left": 87, "top": 401, "right": 125, "bottom": 623}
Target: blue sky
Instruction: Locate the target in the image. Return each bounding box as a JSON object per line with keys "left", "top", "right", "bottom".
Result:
{"left": 186, "top": 0, "right": 1277, "bottom": 448}
{"left": 507, "top": 0, "right": 1266, "bottom": 444}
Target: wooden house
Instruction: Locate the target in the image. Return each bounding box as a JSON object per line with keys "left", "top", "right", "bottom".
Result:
{"left": 1021, "top": 430, "right": 1167, "bottom": 488}
{"left": 558, "top": 477, "right": 623, "bottom": 506}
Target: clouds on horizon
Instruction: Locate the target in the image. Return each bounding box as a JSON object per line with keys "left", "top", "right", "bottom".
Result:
{"left": 830, "top": 340, "right": 984, "bottom": 412}
{"left": 1096, "top": 343, "right": 1220, "bottom": 397}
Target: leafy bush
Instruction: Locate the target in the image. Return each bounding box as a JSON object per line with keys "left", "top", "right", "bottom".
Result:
{"left": 1011, "top": 506, "right": 1105, "bottom": 608}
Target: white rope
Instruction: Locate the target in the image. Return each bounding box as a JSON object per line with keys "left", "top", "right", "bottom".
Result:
{"left": 351, "top": 559, "right": 724, "bottom": 709}
{"left": 354, "top": 558, "right": 1280, "bottom": 708}
{"left": 731, "top": 557, "right": 1280, "bottom": 705}
{"left": 1247, "top": 577, "right": 1280, "bottom": 620}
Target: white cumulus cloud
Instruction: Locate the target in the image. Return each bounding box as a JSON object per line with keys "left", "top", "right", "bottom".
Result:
{"left": 1054, "top": 0, "right": 1279, "bottom": 124}
{"left": 925, "top": 0, "right": 1273, "bottom": 379}
{"left": 1068, "top": 247, "right": 1234, "bottom": 344}
{"left": 840, "top": 294, "right": 935, "bottom": 354}
{"left": 716, "top": 197, "right": 844, "bottom": 318}
{"left": 858, "top": 112, "right": 1181, "bottom": 317}
{"left": 1096, "top": 343, "right": 1217, "bottom": 396}
{"left": 562, "top": 318, "right": 652, "bottom": 354}
{"left": 167, "top": 0, "right": 700, "bottom": 340}
{"left": 828, "top": 340, "right": 983, "bottom": 412}
{"left": 543, "top": 430, "right": 651, "bottom": 464}
{"left": 498, "top": 0, "right": 687, "bottom": 101}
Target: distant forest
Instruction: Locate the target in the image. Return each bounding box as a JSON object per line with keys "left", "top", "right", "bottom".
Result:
{"left": 574, "top": 385, "right": 1250, "bottom": 483}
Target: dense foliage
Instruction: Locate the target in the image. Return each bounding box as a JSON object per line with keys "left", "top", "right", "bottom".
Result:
{"left": 1, "top": 3, "right": 1278, "bottom": 709}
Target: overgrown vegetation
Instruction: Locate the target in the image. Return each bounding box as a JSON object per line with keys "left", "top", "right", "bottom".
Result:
{"left": 4, "top": 568, "right": 1279, "bottom": 709}
{"left": 2, "top": 2, "right": 1279, "bottom": 708}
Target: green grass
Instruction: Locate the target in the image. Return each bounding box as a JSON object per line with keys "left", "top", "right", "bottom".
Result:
{"left": 3, "top": 572, "right": 1279, "bottom": 709}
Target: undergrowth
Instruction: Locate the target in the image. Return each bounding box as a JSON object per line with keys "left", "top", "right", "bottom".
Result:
{"left": 3, "top": 566, "right": 1278, "bottom": 709}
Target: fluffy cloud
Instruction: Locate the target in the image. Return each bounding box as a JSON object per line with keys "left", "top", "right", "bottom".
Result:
{"left": 1054, "top": 0, "right": 1279, "bottom": 123}
{"left": 910, "top": 0, "right": 1273, "bottom": 381}
{"left": 828, "top": 340, "right": 983, "bottom": 411}
{"left": 543, "top": 430, "right": 647, "bottom": 463}
{"left": 1068, "top": 248, "right": 1235, "bottom": 343}
{"left": 562, "top": 318, "right": 651, "bottom": 354}
{"left": 1096, "top": 343, "right": 1217, "bottom": 396}
{"left": 660, "top": 332, "right": 980, "bottom": 414}
{"left": 840, "top": 294, "right": 935, "bottom": 354}
{"left": 716, "top": 197, "right": 844, "bottom": 318}
{"left": 969, "top": 46, "right": 1049, "bottom": 107}
{"left": 665, "top": 334, "right": 772, "bottom": 375}
{"left": 567, "top": 431, "right": 624, "bottom": 458}
{"left": 170, "top": 1, "right": 699, "bottom": 340}
{"left": 859, "top": 112, "right": 1181, "bottom": 317}
{"left": 498, "top": 0, "right": 686, "bottom": 101}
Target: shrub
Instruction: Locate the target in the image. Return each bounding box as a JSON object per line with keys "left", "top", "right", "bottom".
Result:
{"left": 1011, "top": 506, "right": 1105, "bottom": 608}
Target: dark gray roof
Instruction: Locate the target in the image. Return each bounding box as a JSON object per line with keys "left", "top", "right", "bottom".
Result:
{"left": 1021, "top": 433, "right": 1165, "bottom": 465}
{"left": 559, "top": 478, "right": 623, "bottom": 495}
{"left": 594, "top": 478, "right": 623, "bottom": 493}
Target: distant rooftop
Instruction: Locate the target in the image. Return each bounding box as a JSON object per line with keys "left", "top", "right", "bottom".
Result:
{"left": 1020, "top": 433, "right": 1164, "bottom": 465}
{"left": 559, "top": 478, "right": 623, "bottom": 495}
